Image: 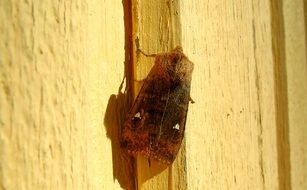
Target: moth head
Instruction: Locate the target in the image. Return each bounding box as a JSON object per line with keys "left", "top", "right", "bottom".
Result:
{"left": 159, "top": 46, "right": 184, "bottom": 66}
{"left": 170, "top": 47, "right": 194, "bottom": 79}
{"left": 170, "top": 46, "right": 184, "bottom": 64}
{"left": 154, "top": 46, "right": 194, "bottom": 80}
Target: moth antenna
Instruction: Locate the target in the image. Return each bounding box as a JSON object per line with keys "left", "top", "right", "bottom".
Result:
{"left": 137, "top": 48, "right": 157, "bottom": 58}
{"left": 135, "top": 36, "right": 157, "bottom": 57}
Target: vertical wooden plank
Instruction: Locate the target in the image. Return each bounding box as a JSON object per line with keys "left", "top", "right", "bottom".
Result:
{"left": 180, "top": 0, "right": 279, "bottom": 189}
{"left": 283, "top": 0, "right": 307, "bottom": 189}
{"left": 131, "top": 0, "right": 187, "bottom": 189}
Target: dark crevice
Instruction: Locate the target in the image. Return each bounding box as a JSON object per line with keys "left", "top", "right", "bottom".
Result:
{"left": 270, "top": 0, "right": 292, "bottom": 189}
{"left": 104, "top": 0, "right": 136, "bottom": 190}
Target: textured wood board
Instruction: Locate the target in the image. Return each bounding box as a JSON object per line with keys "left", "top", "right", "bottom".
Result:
{"left": 181, "top": 0, "right": 280, "bottom": 189}
{"left": 283, "top": 0, "right": 307, "bottom": 189}
{"left": 0, "top": 0, "right": 126, "bottom": 189}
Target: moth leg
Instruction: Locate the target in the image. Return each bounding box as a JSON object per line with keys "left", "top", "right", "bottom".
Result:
{"left": 148, "top": 158, "right": 151, "bottom": 167}
{"left": 189, "top": 96, "right": 195, "bottom": 104}
{"left": 133, "top": 78, "right": 146, "bottom": 83}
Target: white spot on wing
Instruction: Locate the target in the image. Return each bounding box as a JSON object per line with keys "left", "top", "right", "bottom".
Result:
{"left": 173, "top": 123, "right": 180, "bottom": 130}
{"left": 134, "top": 112, "right": 141, "bottom": 119}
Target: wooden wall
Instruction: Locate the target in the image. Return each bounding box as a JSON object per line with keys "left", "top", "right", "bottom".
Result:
{"left": 0, "top": 0, "right": 306, "bottom": 189}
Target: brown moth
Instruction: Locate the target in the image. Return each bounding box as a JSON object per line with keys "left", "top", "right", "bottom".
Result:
{"left": 121, "top": 46, "right": 194, "bottom": 165}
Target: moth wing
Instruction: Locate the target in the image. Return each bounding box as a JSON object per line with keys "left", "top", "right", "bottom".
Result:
{"left": 152, "top": 79, "right": 191, "bottom": 163}
{"left": 122, "top": 67, "right": 191, "bottom": 164}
